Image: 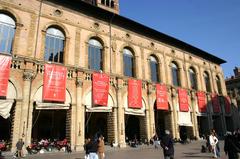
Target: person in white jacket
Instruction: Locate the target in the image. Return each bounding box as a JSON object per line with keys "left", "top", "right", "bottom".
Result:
{"left": 209, "top": 131, "right": 219, "bottom": 158}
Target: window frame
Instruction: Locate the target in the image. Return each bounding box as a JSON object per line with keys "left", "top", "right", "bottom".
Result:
{"left": 88, "top": 38, "right": 103, "bottom": 71}
{"left": 123, "top": 48, "right": 135, "bottom": 77}
{"left": 171, "top": 62, "right": 180, "bottom": 87}
{"left": 189, "top": 67, "right": 198, "bottom": 90}
{"left": 149, "top": 55, "right": 160, "bottom": 82}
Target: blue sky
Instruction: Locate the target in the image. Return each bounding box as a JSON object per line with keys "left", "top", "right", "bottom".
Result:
{"left": 120, "top": 0, "right": 240, "bottom": 78}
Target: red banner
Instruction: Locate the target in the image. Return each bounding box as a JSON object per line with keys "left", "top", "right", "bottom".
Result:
{"left": 43, "top": 64, "right": 67, "bottom": 102}
{"left": 156, "top": 84, "right": 168, "bottom": 110}
{"left": 128, "top": 79, "right": 142, "bottom": 109}
{"left": 224, "top": 96, "right": 231, "bottom": 114}
{"left": 197, "top": 91, "right": 207, "bottom": 113}
{"left": 92, "top": 72, "right": 110, "bottom": 106}
{"left": 211, "top": 94, "right": 220, "bottom": 113}
{"left": 178, "top": 88, "right": 189, "bottom": 112}
{"left": 0, "top": 55, "right": 11, "bottom": 97}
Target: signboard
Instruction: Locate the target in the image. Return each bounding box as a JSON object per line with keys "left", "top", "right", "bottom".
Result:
{"left": 92, "top": 72, "right": 110, "bottom": 106}
{"left": 156, "top": 84, "right": 168, "bottom": 110}
{"left": 197, "top": 91, "right": 207, "bottom": 113}
{"left": 178, "top": 88, "right": 189, "bottom": 112}
{"left": 43, "top": 64, "right": 67, "bottom": 102}
{"left": 211, "top": 94, "right": 221, "bottom": 113}
{"left": 224, "top": 96, "right": 231, "bottom": 114}
{"left": 128, "top": 79, "right": 142, "bottom": 109}
{"left": 0, "top": 55, "right": 11, "bottom": 97}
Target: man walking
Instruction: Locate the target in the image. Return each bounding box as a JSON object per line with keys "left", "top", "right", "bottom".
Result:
{"left": 16, "top": 138, "right": 24, "bottom": 158}
{"left": 160, "top": 130, "right": 174, "bottom": 159}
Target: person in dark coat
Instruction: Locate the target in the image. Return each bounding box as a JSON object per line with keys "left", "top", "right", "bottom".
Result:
{"left": 224, "top": 132, "right": 240, "bottom": 159}
{"left": 86, "top": 136, "right": 99, "bottom": 159}
{"left": 160, "top": 130, "right": 174, "bottom": 159}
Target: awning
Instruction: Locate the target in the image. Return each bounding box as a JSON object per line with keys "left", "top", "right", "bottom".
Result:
{"left": 178, "top": 112, "right": 193, "bottom": 126}
{"left": 35, "top": 101, "right": 70, "bottom": 110}
{"left": 86, "top": 106, "right": 112, "bottom": 112}
{"left": 0, "top": 99, "right": 14, "bottom": 119}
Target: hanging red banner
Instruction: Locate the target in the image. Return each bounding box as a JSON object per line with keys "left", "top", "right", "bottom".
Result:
{"left": 178, "top": 88, "right": 189, "bottom": 112}
{"left": 224, "top": 96, "right": 231, "bottom": 114}
{"left": 128, "top": 79, "right": 142, "bottom": 109}
{"left": 196, "top": 91, "right": 207, "bottom": 113}
{"left": 92, "top": 72, "right": 110, "bottom": 106}
{"left": 211, "top": 94, "right": 220, "bottom": 113}
{"left": 0, "top": 55, "right": 11, "bottom": 97}
{"left": 156, "top": 84, "right": 168, "bottom": 110}
{"left": 43, "top": 64, "right": 67, "bottom": 102}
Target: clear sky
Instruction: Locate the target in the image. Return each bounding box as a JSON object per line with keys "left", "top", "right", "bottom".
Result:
{"left": 120, "top": 0, "right": 240, "bottom": 78}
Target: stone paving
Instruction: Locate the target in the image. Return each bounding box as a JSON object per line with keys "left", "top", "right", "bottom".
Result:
{"left": 0, "top": 140, "right": 229, "bottom": 159}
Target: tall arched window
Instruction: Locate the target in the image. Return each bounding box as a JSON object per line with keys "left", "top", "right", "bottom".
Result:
{"left": 171, "top": 62, "right": 180, "bottom": 86}
{"left": 101, "top": 0, "right": 105, "bottom": 5}
{"left": 88, "top": 38, "right": 103, "bottom": 71}
{"left": 204, "top": 71, "right": 211, "bottom": 92}
{"left": 44, "top": 27, "right": 65, "bottom": 63}
{"left": 123, "top": 48, "right": 134, "bottom": 77}
{"left": 216, "top": 76, "right": 222, "bottom": 94}
{"left": 189, "top": 67, "right": 197, "bottom": 90}
{"left": 149, "top": 55, "right": 159, "bottom": 82}
{"left": 110, "top": 0, "right": 115, "bottom": 8}
{"left": 0, "top": 13, "right": 16, "bottom": 54}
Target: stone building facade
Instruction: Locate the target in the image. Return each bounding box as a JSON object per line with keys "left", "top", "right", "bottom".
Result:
{"left": 0, "top": 0, "right": 233, "bottom": 152}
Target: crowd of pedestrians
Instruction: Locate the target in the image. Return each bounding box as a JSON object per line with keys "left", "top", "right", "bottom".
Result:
{"left": 84, "top": 135, "right": 105, "bottom": 159}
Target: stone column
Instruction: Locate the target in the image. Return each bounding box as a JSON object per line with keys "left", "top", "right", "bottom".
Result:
{"left": 112, "top": 107, "right": 118, "bottom": 145}
{"left": 147, "top": 83, "right": 155, "bottom": 139}
{"left": 207, "top": 94, "right": 213, "bottom": 130}
{"left": 22, "top": 70, "right": 34, "bottom": 147}
{"left": 75, "top": 72, "right": 85, "bottom": 151}
{"left": 190, "top": 91, "right": 199, "bottom": 139}
{"left": 171, "top": 88, "right": 179, "bottom": 139}
{"left": 116, "top": 78, "right": 126, "bottom": 147}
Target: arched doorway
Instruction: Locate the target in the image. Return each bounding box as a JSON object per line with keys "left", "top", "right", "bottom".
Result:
{"left": 125, "top": 115, "right": 140, "bottom": 142}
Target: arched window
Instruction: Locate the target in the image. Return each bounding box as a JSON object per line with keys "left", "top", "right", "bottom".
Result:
{"left": 204, "top": 71, "right": 211, "bottom": 92}
{"left": 101, "top": 0, "right": 105, "bottom": 5}
{"left": 88, "top": 38, "right": 103, "bottom": 71}
{"left": 111, "top": 0, "right": 115, "bottom": 8}
{"left": 0, "top": 13, "right": 16, "bottom": 54}
{"left": 44, "top": 27, "right": 65, "bottom": 63}
{"left": 149, "top": 55, "right": 159, "bottom": 82}
{"left": 216, "top": 76, "right": 222, "bottom": 94}
{"left": 171, "top": 62, "right": 180, "bottom": 86}
{"left": 123, "top": 48, "right": 134, "bottom": 77}
{"left": 189, "top": 67, "right": 197, "bottom": 90}
{"left": 106, "top": 0, "right": 110, "bottom": 6}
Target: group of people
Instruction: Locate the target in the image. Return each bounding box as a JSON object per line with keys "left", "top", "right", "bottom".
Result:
{"left": 84, "top": 135, "right": 105, "bottom": 159}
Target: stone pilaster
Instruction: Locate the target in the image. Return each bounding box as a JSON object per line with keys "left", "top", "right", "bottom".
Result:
{"left": 147, "top": 83, "right": 155, "bottom": 139}
{"left": 116, "top": 78, "right": 126, "bottom": 147}
{"left": 75, "top": 72, "right": 85, "bottom": 151}
{"left": 190, "top": 91, "right": 199, "bottom": 139}
{"left": 171, "top": 87, "right": 179, "bottom": 139}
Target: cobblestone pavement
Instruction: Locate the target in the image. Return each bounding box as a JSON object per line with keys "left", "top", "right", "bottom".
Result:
{"left": 1, "top": 140, "right": 228, "bottom": 159}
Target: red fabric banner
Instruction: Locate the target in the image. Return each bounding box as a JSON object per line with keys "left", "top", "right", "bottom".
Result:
{"left": 211, "top": 94, "right": 221, "bottom": 113}
{"left": 92, "top": 72, "right": 110, "bottom": 106}
{"left": 156, "top": 84, "right": 168, "bottom": 110}
{"left": 178, "top": 88, "right": 189, "bottom": 112}
{"left": 224, "top": 96, "right": 231, "bottom": 114}
{"left": 0, "top": 55, "right": 11, "bottom": 97}
{"left": 43, "top": 64, "right": 67, "bottom": 102}
{"left": 128, "top": 79, "right": 142, "bottom": 109}
{"left": 196, "top": 91, "right": 207, "bottom": 113}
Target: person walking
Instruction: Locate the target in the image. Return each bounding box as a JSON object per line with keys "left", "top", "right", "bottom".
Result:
{"left": 209, "top": 131, "right": 219, "bottom": 158}
{"left": 16, "top": 138, "right": 24, "bottom": 158}
{"left": 98, "top": 135, "right": 105, "bottom": 159}
{"left": 224, "top": 132, "right": 240, "bottom": 159}
{"left": 87, "top": 136, "right": 98, "bottom": 159}
{"left": 160, "top": 130, "right": 174, "bottom": 159}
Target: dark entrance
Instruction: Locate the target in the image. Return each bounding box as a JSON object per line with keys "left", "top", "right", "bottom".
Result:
{"left": 85, "top": 112, "right": 108, "bottom": 141}
{"left": 125, "top": 115, "right": 140, "bottom": 142}
{"left": 225, "top": 116, "right": 233, "bottom": 132}
{"left": 197, "top": 116, "right": 209, "bottom": 138}
{"left": 154, "top": 104, "right": 169, "bottom": 138}
{"left": 32, "top": 110, "right": 67, "bottom": 140}
{"left": 212, "top": 115, "right": 223, "bottom": 136}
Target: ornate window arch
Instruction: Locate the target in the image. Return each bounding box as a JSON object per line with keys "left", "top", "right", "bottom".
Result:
{"left": 88, "top": 38, "right": 103, "bottom": 71}
{"left": 123, "top": 47, "right": 135, "bottom": 77}
{"left": 216, "top": 75, "right": 222, "bottom": 94}
{"left": 149, "top": 55, "right": 159, "bottom": 82}
{"left": 44, "top": 27, "right": 65, "bottom": 63}
{"left": 189, "top": 67, "right": 197, "bottom": 90}
{"left": 171, "top": 62, "right": 180, "bottom": 86}
{"left": 0, "top": 13, "right": 16, "bottom": 54}
{"left": 204, "top": 71, "right": 211, "bottom": 92}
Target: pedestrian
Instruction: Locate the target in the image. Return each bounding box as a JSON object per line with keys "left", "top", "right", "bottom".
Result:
{"left": 16, "top": 138, "right": 24, "bottom": 158}
{"left": 87, "top": 136, "right": 98, "bottom": 159}
{"left": 153, "top": 134, "right": 159, "bottom": 149}
{"left": 224, "top": 131, "right": 240, "bottom": 159}
{"left": 160, "top": 130, "right": 174, "bottom": 159}
{"left": 98, "top": 135, "right": 105, "bottom": 159}
{"left": 209, "top": 131, "right": 218, "bottom": 158}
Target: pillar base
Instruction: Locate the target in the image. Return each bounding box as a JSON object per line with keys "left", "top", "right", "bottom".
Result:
{"left": 118, "top": 142, "right": 127, "bottom": 148}
{"left": 75, "top": 144, "right": 84, "bottom": 151}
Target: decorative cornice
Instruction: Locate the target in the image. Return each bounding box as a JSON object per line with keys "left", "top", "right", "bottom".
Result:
{"left": 23, "top": 71, "right": 34, "bottom": 81}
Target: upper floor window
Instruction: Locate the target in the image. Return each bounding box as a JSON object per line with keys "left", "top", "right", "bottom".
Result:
{"left": 204, "top": 71, "right": 211, "bottom": 92}
{"left": 101, "top": 0, "right": 115, "bottom": 8}
{"left": 88, "top": 38, "right": 103, "bottom": 71}
{"left": 216, "top": 76, "right": 222, "bottom": 94}
{"left": 0, "top": 13, "right": 15, "bottom": 54}
{"left": 123, "top": 48, "right": 134, "bottom": 77}
{"left": 149, "top": 55, "right": 159, "bottom": 82}
{"left": 189, "top": 67, "right": 197, "bottom": 90}
{"left": 44, "top": 27, "right": 65, "bottom": 63}
{"left": 171, "top": 62, "right": 180, "bottom": 86}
